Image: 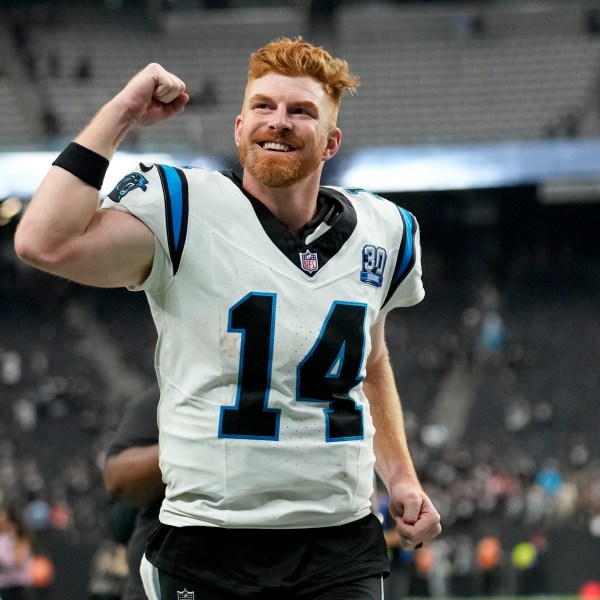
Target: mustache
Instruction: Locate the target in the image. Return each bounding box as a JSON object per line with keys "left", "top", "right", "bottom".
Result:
{"left": 250, "top": 131, "right": 304, "bottom": 149}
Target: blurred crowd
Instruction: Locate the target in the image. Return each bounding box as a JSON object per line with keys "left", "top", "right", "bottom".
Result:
{"left": 1, "top": 215, "right": 599, "bottom": 598}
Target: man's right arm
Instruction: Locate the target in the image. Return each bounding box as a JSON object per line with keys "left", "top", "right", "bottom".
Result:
{"left": 14, "top": 63, "right": 189, "bottom": 288}
{"left": 104, "top": 445, "right": 165, "bottom": 507}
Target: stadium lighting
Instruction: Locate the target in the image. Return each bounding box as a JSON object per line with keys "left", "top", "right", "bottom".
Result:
{"left": 0, "top": 196, "right": 23, "bottom": 226}
{"left": 0, "top": 151, "right": 225, "bottom": 203}
{"left": 338, "top": 138, "right": 600, "bottom": 194}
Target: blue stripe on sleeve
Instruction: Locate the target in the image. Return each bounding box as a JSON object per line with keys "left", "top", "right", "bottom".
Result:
{"left": 381, "top": 206, "right": 417, "bottom": 309}
{"left": 395, "top": 206, "right": 414, "bottom": 284}
{"left": 161, "top": 164, "right": 183, "bottom": 250}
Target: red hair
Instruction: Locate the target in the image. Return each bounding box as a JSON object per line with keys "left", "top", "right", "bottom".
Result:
{"left": 247, "top": 36, "right": 360, "bottom": 109}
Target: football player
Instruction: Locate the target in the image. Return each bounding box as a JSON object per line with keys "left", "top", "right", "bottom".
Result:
{"left": 15, "top": 37, "right": 441, "bottom": 600}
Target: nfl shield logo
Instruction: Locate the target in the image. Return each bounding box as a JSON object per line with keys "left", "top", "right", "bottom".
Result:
{"left": 177, "top": 590, "right": 194, "bottom": 600}
{"left": 300, "top": 250, "right": 319, "bottom": 274}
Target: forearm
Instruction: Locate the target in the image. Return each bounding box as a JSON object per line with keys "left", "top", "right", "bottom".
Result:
{"left": 364, "top": 317, "right": 420, "bottom": 491}
{"left": 14, "top": 63, "right": 187, "bottom": 282}
{"left": 366, "top": 319, "right": 442, "bottom": 547}
{"left": 75, "top": 93, "right": 139, "bottom": 158}
{"left": 104, "top": 445, "right": 165, "bottom": 507}
{"left": 365, "top": 352, "right": 420, "bottom": 492}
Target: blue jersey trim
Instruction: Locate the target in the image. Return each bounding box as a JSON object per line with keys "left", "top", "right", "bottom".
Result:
{"left": 157, "top": 164, "right": 189, "bottom": 276}
{"left": 382, "top": 207, "right": 417, "bottom": 309}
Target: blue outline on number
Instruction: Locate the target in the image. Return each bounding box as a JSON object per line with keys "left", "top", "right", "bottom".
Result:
{"left": 296, "top": 301, "right": 367, "bottom": 443}
{"left": 219, "top": 292, "right": 281, "bottom": 440}
{"left": 326, "top": 342, "right": 345, "bottom": 378}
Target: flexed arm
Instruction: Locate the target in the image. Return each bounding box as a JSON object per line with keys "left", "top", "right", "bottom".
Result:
{"left": 14, "top": 64, "right": 189, "bottom": 288}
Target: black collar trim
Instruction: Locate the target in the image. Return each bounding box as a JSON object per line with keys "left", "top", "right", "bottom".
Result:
{"left": 222, "top": 170, "right": 357, "bottom": 277}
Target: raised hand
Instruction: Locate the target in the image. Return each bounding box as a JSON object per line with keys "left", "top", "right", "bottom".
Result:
{"left": 114, "top": 62, "right": 189, "bottom": 129}
{"left": 67, "top": 63, "right": 190, "bottom": 157}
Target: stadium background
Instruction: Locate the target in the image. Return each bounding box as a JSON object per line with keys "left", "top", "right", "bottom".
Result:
{"left": 0, "top": 0, "right": 599, "bottom": 597}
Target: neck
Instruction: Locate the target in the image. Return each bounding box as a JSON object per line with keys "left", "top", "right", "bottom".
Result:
{"left": 242, "top": 170, "right": 322, "bottom": 232}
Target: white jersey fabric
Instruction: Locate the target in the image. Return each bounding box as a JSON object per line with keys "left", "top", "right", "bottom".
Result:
{"left": 102, "top": 165, "right": 424, "bottom": 530}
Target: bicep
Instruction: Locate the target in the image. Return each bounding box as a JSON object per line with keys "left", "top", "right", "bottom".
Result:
{"left": 58, "top": 209, "right": 155, "bottom": 288}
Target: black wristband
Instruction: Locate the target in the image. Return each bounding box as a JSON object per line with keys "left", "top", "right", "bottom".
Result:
{"left": 52, "top": 142, "right": 110, "bottom": 190}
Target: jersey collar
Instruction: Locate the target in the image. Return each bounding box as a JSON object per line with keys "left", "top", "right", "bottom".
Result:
{"left": 222, "top": 169, "right": 357, "bottom": 277}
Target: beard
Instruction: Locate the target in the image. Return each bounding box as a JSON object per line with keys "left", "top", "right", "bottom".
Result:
{"left": 239, "top": 134, "right": 323, "bottom": 188}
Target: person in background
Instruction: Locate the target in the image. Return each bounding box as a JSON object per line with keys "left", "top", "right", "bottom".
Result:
{"left": 0, "top": 506, "right": 35, "bottom": 600}
{"left": 86, "top": 539, "right": 128, "bottom": 600}
{"left": 103, "top": 385, "right": 163, "bottom": 600}
{"left": 14, "top": 36, "right": 441, "bottom": 599}
{"left": 380, "top": 493, "right": 413, "bottom": 599}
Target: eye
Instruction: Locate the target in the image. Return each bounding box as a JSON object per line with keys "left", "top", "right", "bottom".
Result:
{"left": 291, "top": 107, "right": 316, "bottom": 117}
{"left": 251, "top": 102, "right": 272, "bottom": 111}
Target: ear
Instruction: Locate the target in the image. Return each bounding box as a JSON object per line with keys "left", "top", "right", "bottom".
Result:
{"left": 234, "top": 115, "right": 243, "bottom": 147}
{"left": 322, "top": 127, "right": 342, "bottom": 162}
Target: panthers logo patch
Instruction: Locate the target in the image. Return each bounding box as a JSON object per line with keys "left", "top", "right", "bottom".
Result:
{"left": 108, "top": 172, "right": 149, "bottom": 202}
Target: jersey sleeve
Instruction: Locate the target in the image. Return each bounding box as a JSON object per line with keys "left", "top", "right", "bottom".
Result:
{"left": 329, "top": 185, "right": 425, "bottom": 320}
{"left": 379, "top": 205, "right": 425, "bottom": 317}
{"left": 100, "top": 162, "right": 190, "bottom": 291}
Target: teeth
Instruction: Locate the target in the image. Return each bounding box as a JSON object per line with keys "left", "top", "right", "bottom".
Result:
{"left": 262, "top": 142, "right": 291, "bottom": 152}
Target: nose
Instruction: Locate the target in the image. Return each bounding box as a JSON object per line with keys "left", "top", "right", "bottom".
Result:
{"left": 268, "top": 104, "right": 292, "bottom": 131}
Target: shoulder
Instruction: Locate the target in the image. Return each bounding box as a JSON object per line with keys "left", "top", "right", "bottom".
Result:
{"left": 106, "top": 164, "right": 229, "bottom": 202}
{"left": 321, "top": 185, "right": 403, "bottom": 215}
{"left": 320, "top": 185, "right": 387, "bottom": 203}
{"left": 321, "top": 185, "right": 418, "bottom": 228}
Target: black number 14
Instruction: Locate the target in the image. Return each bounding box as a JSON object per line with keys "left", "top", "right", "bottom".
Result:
{"left": 219, "top": 292, "right": 367, "bottom": 442}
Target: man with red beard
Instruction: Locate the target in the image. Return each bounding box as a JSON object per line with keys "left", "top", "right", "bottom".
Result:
{"left": 15, "top": 37, "right": 441, "bottom": 600}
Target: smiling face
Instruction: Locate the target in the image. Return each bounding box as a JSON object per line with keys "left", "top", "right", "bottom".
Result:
{"left": 235, "top": 73, "right": 341, "bottom": 188}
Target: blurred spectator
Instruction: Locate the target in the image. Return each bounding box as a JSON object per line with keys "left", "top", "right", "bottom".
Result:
{"left": 10, "top": 11, "right": 29, "bottom": 49}
{"left": 511, "top": 534, "right": 550, "bottom": 596}
{"left": 75, "top": 56, "right": 93, "bottom": 81}
{"left": 10, "top": 10, "right": 36, "bottom": 79}
{"left": 103, "top": 385, "right": 163, "bottom": 600}
{"left": 380, "top": 493, "right": 413, "bottom": 600}
{"left": 476, "top": 535, "right": 503, "bottom": 596}
{"left": 1, "top": 351, "right": 22, "bottom": 386}
{"left": 429, "top": 539, "right": 452, "bottom": 597}
{"left": 536, "top": 459, "right": 564, "bottom": 497}
{"left": 13, "top": 398, "right": 36, "bottom": 432}
{"left": 0, "top": 505, "right": 36, "bottom": 600}
{"left": 86, "top": 540, "right": 128, "bottom": 600}
{"left": 449, "top": 534, "right": 476, "bottom": 597}
{"left": 584, "top": 8, "right": 600, "bottom": 35}
{"left": 305, "top": 0, "right": 339, "bottom": 46}
{"left": 23, "top": 500, "right": 50, "bottom": 532}
{"left": 580, "top": 580, "right": 600, "bottom": 599}
{"left": 187, "top": 76, "right": 219, "bottom": 110}
{"left": 469, "top": 12, "right": 487, "bottom": 38}
{"left": 530, "top": 532, "right": 551, "bottom": 594}
{"left": 41, "top": 104, "right": 62, "bottom": 146}
{"left": 450, "top": 6, "right": 487, "bottom": 39}
{"left": 409, "top": 545, "right": 435, "bottom": 597}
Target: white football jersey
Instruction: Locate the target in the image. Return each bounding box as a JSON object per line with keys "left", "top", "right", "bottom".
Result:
{"left": 102, "top": 166, "right": 424, "bottom": 529}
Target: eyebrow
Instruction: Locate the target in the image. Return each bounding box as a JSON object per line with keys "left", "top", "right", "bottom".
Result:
{"left": 249, "top": 94, "right": 320, "bottom": 114}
